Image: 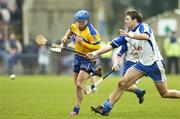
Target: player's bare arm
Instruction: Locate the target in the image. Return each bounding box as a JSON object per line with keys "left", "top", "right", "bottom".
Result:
{"left": 86, "top": 44, "right": 113, "bottom": 59}
{"left": 119, "top": 29, "right": 149, "bottom": 40}
{"left": 112, "top": 55, "right": 121, "bottom": 71}
{"left": 61, "top": 29, "right": 73, "bottom": 43}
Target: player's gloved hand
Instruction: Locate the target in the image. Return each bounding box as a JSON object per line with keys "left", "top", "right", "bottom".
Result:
{"left": 93, "top": 66, "right": 103, "bottom": 77}
{"left": 112, "top": 64, "right": 119, "bottom": 71}
{"left": 86, "top": 51, "right": 97, "bottom": 60}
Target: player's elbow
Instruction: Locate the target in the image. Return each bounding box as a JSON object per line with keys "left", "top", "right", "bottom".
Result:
{"left": 141, "top": 34, "right": 149, "bottom": 40}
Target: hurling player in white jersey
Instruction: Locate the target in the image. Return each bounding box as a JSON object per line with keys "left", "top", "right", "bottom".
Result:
{"left": 87, "top": 10, "right": 180, "bottom": 116}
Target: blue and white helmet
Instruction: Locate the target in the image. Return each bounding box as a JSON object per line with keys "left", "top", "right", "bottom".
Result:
{"left": 74, "top": 10, "right": 89, "bottom": 21}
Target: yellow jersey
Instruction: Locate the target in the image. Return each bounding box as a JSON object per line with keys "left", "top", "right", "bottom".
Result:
{"left": 70, "top": 22, "right": 101, "bottom": 55}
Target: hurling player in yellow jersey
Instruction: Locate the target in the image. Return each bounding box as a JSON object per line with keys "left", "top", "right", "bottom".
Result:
{"left": 60, "top": 10, "right": 101, "bottom": 116}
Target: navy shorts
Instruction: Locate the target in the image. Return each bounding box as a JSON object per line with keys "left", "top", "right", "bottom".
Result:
{"left": 133, "top": 61, "right": 166, "bottom": 82}
{"left": 123, "top": 61, "right": 141, "bottom": 83}
{"left": 73, "top": 54, "right": 96, "bottom": 74}
{"left": 122, "top": 61, "right": 136, "bottom": 76}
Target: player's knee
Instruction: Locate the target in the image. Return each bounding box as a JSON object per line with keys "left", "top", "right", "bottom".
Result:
{"left": 118, "top": 80, "right": 127, "bottom": 89}
{"left": 76, "top": 81, "right": 83, "bottom": 89}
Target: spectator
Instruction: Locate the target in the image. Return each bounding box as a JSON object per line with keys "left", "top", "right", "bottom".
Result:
{"left": 0, "top": 32, "right": 10, "bottom": 73}
{"left": 21, "top": 40, "right": 38, "bottom": 74}
{"left": 164, "top": 31, "right": 180, "bottom": 74}
{"left": 5, "top": 32, "right": 22, "bottom": 76}
{"left": 38, "top": 46, "right": 49, "bottom": 74}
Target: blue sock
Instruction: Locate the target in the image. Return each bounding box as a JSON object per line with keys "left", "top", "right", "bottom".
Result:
{"left": 102, "top": 98, "right": 109, "bottom": 107}
{"left": 73, "top": 105, "right": 80, "bottom": 113}
{"left": 103, "top": 101, "right": 112, "bottom": 113}
{"left": 135, "top": 88, "right": 143, "bottom": 97}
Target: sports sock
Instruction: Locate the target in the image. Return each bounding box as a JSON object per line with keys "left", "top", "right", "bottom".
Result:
{"left": 135, "top": 88, "right": 143, "bottom": 97}
{"left": 103, "top": 100, "right": 112, "bottom": 113}
{"left": 102, "top": 98, "right": 109, "bottom": 107}
{"left": 73, "top": 105, "right": 80, "bottom": 113}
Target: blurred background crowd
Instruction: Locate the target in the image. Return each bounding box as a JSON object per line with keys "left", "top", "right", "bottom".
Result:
{"left": 0, "top": 0, "right": 180, "bottom": 75}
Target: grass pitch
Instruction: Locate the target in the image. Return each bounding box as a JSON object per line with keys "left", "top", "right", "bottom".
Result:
{"left": 0, "top": 75, "right": 180, "bottom": 119}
